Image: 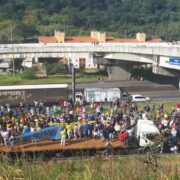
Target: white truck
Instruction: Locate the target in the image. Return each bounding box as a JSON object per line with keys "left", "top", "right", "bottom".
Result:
{"left": 136, "top": 119, "right": 161, "bottom": 152}
{"left": 84, "top": 88, "right": 121, "bottom": 103}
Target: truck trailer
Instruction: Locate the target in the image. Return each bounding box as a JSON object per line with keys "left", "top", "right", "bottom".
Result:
{"left": 0, "top": 84, "right": 68, "bottom": 105}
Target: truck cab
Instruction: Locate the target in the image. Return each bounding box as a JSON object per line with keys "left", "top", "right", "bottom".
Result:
{"left": 75, "top": 92, "right": 84, "bottom": 105}
{"left": 136, "top": 119, "right": 161, "bottom": 152}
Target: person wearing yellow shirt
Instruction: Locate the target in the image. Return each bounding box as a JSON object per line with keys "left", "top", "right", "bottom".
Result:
{"left": 66, "top": 123, "right": 73, "bottom": 139}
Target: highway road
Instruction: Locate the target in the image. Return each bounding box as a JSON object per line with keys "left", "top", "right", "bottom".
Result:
{"left": 130, "top": 90, "right": 180, "bottom": 101}
{"left": 68, "top": 80, "right": 180, "bottom": 101}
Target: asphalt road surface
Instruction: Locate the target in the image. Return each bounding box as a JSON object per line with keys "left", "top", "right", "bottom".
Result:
{"left": 130, "top": 90, "right": 180, "bottom": 101}
{"left": 69, "top": 80, "right": 180, "bottom": 101}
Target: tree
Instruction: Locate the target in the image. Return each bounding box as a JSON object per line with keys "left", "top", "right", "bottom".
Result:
{"left": 0, "top": 0, "right": 179, "bottom": 42}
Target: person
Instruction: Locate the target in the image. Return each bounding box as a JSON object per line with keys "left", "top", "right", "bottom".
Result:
{"left": 1, "top": 129, "right": 9, "bottom": 146}
{"left": 107, "top": 124, "right": 114, "bottom": 142}
{"left": 30, "top": 124, "right": 36, "bottom": 143}
{"left": 83, "top": 122, "right": 90, "bottom": 139}
{"left": 104, "top": 97, "right": 107, "bottom": 104}
{"left": 176, "top": 102, "right": 180, "bottom": 112}
{"left": 144, "top": 104, "right": 150, "bottom": 112}
{"left": 119, "top": 131, "right": 128, "bottom": 143}
{"left": 77, "top": 123, "right": 83, "bottom": 138}
{"left": 23, "top": 124, "right": 31, "bottom": 134}
{"left": 73, "top": 124, "right": 78, "bottom": 140}
{"left": 114, "top": 122, "right": 120, "bottom": 136}
{"left": 60, "top": 125, "right": 67, "bottom": 146}
{"left": 66, "top": 122, "right": 73, "bottom": 139}
{"left": 9, "top": 132, "right": 15, "bottom": 149}
{"left": 102, "top": 141, "right": 114, "bottom": 156}
{"left": 152, "top": 103, "right": 155, "bottom": 113}
{"left": 159, "top": 103, "right": 164, "bottom": 115}
{"left": 98, "top": 123, "right": 105, "bottom": 141}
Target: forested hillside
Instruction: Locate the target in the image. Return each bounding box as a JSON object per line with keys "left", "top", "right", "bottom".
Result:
{"left": 0, "top": 0, "right": 179, "bottom": 43}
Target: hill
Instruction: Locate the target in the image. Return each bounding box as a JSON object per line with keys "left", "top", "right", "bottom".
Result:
{"left": 0, "top": 0, "right": 179, "bottom": 43}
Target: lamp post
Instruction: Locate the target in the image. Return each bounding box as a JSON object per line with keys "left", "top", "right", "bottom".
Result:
{"left": 69, "top": 60, "right": 75, "bottom": 103}
{"left": 10, "top": 23, "right": 15, "bottom": 76}
{"left": 72, "top": 63, "right": 75, "bottom": 103}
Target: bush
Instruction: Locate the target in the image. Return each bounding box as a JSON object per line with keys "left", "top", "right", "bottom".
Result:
{"left": 21, "top": 68, "right": 35, "bottom": 79}
{"left": 44, "top": 63, "right": 66, "bottom": 75}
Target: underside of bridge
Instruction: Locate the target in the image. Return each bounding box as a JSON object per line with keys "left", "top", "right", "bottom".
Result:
{"left": 93, "top": 53, "right": 151, "bottom": 80}
{"left": 94, "top": 53, "right": 179, "bottom": 82}
{"left": 152, "top": 65, "right": 178, "bottom": 77}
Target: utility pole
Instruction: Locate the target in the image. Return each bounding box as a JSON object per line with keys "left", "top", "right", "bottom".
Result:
{"left": 178, "top": 75, "right": 180, "bottom": 92}
{"left": 10, "top": 23, "right": 15, "bottom": 76}
{"left": 71, "top": 63, "right": 76, "bottom": 103}
{"left": 124, "top": 29, "right": 127, "bottom": 38}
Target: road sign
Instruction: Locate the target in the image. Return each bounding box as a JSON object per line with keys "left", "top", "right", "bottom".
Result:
{"left": 169, "top": 58, "right": 180, "bottom": 66}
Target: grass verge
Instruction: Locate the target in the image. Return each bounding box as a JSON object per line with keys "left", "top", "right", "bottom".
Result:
{"left": 0, "top": 155, "right": 179, "bottom": 180}
{"left": 0, "top": 73, "right": 103, "bottom": 85}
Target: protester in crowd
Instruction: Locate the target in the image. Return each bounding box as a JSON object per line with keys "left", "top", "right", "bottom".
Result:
{"left": 60, "top": 125, "right": 67, "bottom": 146}
{"left": 114, "top": 122, "right": 120, "bottom": 136}
{"left": 119, "top": 131, "right": 128, "bottom": 143}
{"left": 0, "top": 128, "right": 9, "bottom": 146}
{"left": 73, "top": 124, "right": 78, "bottom": 140}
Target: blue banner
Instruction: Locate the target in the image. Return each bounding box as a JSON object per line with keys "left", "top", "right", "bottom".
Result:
{"left": 169, "top": 58, "right": 180, "bottom": 66}
{"left": 16, "top": 126, "right": 62, "bottom": 142}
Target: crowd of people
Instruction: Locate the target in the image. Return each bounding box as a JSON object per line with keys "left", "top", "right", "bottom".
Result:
{"left": 0, "top": 98, "right": 179, "bottom": 152}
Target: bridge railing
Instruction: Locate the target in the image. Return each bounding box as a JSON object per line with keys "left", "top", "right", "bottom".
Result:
{"left": 0, "top": 43, "right": 179, "bottom": 57}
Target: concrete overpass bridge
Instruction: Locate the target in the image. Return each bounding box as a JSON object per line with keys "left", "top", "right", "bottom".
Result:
{"left": 0, "top": 43, "right": 179, "bottom": 57}
{"left": 0, "top": 42, "right": 179, "bottom": 82}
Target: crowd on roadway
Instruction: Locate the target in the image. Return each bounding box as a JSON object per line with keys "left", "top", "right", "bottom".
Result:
{"left": 0, "top": 98, "right": 179, "bottom": 152}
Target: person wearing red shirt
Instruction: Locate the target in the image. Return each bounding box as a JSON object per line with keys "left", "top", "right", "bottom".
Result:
{"left": 119, "top": 131, "right": 128, "bottom": 142}
{"left": 176, "top": 102, "right": 180, "bottom": 112}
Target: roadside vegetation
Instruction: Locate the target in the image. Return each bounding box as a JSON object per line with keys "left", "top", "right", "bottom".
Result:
{"left": 136, "top": 101, "right": 176, "bottom": 114}
{"left": 0, "top": 69, "right": 108, "bottom": 85}
{"left": 0, "top": 0, "right": 179, "bottom": 42}
{"left": 0, "top": 155, "right": 179, "bottom": 180}
{"left": 86, "top": 101, "right": 177, "bottom": 117}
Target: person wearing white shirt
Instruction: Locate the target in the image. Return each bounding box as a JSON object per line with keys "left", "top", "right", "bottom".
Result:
{"left": 1, "top": 130, "right": 9, "bottom": 146}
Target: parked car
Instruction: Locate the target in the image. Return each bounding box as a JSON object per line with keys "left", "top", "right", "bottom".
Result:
{"left": 131, "top": 94, "right": 150, "bottom": 102}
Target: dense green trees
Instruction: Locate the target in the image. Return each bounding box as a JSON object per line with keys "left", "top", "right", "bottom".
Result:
{"left": 0, "top": 0, "right": 179, "bottom": 43}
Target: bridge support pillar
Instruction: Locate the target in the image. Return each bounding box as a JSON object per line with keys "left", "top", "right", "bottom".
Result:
{"left": 107, "top": 62, "right": 133, "bottom": 80}
{"left": 152, "top": 65, "right": 175, "bottom": 77}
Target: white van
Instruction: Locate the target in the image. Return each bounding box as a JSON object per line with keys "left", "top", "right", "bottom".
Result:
{"left": 131, "top": 94, "right": 150, "bottom": 102}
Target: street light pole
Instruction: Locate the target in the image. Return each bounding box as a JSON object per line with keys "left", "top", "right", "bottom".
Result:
{"left": 71, "top": 63, "right": 76, "bottom": 103}
{"left": 10, "top": 23, "right": 15, "bottom": 76}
